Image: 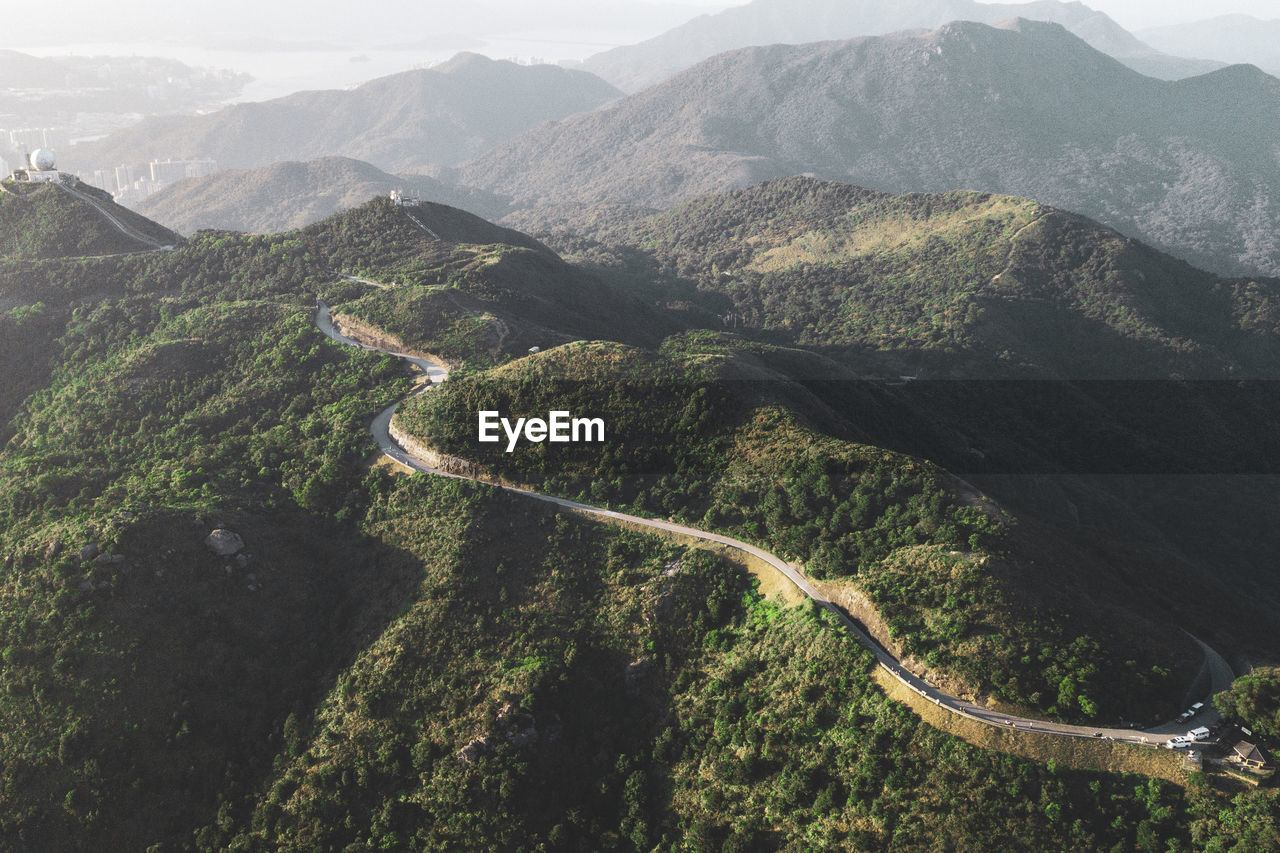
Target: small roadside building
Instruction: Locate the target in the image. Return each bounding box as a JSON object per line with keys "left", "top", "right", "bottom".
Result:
{"left": 1230, "top": 741, "right": 1272, "bottom": 771}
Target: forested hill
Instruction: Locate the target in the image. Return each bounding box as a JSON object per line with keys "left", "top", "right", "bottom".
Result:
{"left": 69, "top": 53, "right": 621, "bottom": 176}
{"left": 0, "top": 180, "right": 178, "bottom": 260}
{"left": 0, "top": 181, "right": 1277, "bottom": 849}
{"left": 135, "top": 157, "right": 508, "bottom": 235}
{"left": 460, "top": 19, "right": 1280, "bottom": 278}
{"left": 582, "top": 0, "right": 1223, "bottom": 91}
{"left": 564, "top": 176, "right": 1280, "bottom": 379}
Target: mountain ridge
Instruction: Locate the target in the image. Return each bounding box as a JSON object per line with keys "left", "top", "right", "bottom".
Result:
{"left": 68, "top": 54, "right": 621, "bottom": 176}
{"left": 460, "top": 19, "right": 1280, "bottom": 277}
{"left": 134, "top": 156, "right": 508, "bottom": 235}
{"left": 582, "top": 0, "right": 1224, "bottom": 91}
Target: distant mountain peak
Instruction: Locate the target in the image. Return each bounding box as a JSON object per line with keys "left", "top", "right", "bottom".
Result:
{"left": 582, "top": 0, "right": 1221, "bottom": 92}
{"left": 459, "top": 19, "right": 1280, "bottom": 278}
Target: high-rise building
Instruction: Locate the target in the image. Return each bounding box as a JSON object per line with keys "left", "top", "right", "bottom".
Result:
{"left": 88, "top": 169, "right": 118, "bottom": 194}
{"left": 7, "top": 128, "right": 63, "bottom": 153}
{"left": 149, "top": 158, "right": 189, "bottom": 184}
{"left": 115, "top": 165, "right": 136, "bottom": 191}
{"left": 0, "top": 155, "right": 9, "bottom": 178}
{"left": 148, "top": 158, "right": 219, "bottom": 184}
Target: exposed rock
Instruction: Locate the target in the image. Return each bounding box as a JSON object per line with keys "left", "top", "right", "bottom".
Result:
{"left": 543, "top": 712, "right": 564, "bottom": 744}
{"left": 78, "top": 543, "right": 99, "bottom": 562}
{"left": 625, "top": 658, "right": 652, "bottom": 695}
{"left": 508, "top": 726, "right": 538, "bottom": 749}
{"left": 204, "top": 529, "right": 245, "bottom": 556}
{"left": 45, "top": 541, "right": 64, "bottom": 560}
{"left": 457, "top": 736, "right": 493, "bottom": 764}
{"left": 235, "top": 553, "right": 251, "bottom": 569}
{"left": 94, "top": 553, "right": 124, "bottom": 566}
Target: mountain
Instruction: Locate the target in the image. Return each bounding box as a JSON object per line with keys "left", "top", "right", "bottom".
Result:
{"left": 1138, "top": 15, "right": 1280, "bottom": 76}
{"left": 557, "top": 176, "right": 1280, "bottom": 672}
{"left": 581, "top": 0, "right": 1224, "bottom": 91}
{"left": 299, "top": 197, "right": 675, "bottom": 360}
{"left": 572, "top": 176, "right": 1280, "bottom": 379}
{"left": 67, "top": 53, "right": 621, "bottom": 176}
{"left": 0, "top": 177, "right": 179, "bottom": 259}
{"left": 133, "top": 156, "right": 507, "bottom": 235}
{"left": 461, "top": 19, "right": 1280, "bottom": 278}
{"left": 3, "top": 169, "right": 1279, "bottom": 846}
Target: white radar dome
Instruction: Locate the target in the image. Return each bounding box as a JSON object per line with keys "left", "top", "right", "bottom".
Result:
{"left": 29, "top": 149, "right": 56, "bottom": 171}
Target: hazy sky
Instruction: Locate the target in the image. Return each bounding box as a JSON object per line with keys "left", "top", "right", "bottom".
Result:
{"left": 1023, "top": 0, "right": 1280, "bottom": 29}
{"left": 13, "top": 0, "right": 1280, "bottom": 52}
{"left": 7, "top": 0, "right": 1279, "bottom": 100}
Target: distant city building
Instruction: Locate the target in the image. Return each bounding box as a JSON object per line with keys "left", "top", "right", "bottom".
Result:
{"left": 0, "top": 155, "right": 9, "bottom": 179}
{"left": 149, "top": 157, "right": 216, "bottom": 184}
{"left": 113, "top": 158, "right": 218, "bottom": 203}
{"left": 6, "top": 128, "right": 67, "bottom": 154}
{"left": 88, "top": 169, "right": 117, "bottom": 194}
{"left": 115, "top": 164, "right": 137, "bottom": 191}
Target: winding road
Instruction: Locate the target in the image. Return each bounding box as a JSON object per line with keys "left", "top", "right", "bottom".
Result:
{"left": 315, "top": 301, "right": 1229, "bottom": 750}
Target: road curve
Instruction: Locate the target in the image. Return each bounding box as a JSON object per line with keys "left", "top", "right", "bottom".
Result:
{"left": 315, "top": 302, "right": 1226, "bottom": 749}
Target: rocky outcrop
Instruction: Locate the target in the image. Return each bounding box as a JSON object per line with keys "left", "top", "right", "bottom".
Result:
{"left": 204, "top": 529, "right": 245, "bottom": 556}
{"left": 388, "top": 416, "right": 487, "bottom": 479}
{"left": 624, "top": 658, "right": 652, "bottom": 696}
{"left": 457, "top": 736, "right": 493, "bottom": 764}
{"left": 330, "top": 313, "right": 450, "bottom": 368}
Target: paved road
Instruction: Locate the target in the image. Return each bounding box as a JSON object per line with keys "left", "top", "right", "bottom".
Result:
{"left": 314, "top": 302, "right": 1229, "bottom": 749}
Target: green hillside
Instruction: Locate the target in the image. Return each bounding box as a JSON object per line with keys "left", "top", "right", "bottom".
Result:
{"left": 394, "top": 334, "right": 1193, "bottom": 725}
{"left": 557, "top": 177, "right": 1280, "bottom": 660}
{"left": 460, "top": 20, "right": 1280, "bottom": 277}
{"left": 304, "top": 197, "right": 675, "bottom": 363}
{"left": 0, "top": 180, "right": 178, "bottom": 260}
{"left": 0, "top": 194, "right": 1276, "bottom": 849}
{"left": 567, "top": 176, "right": 1280, "bottom": 379}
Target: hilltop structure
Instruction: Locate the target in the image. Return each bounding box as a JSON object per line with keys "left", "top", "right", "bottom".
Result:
{"left": 389, "top": 188, "right": 421, "bottom": 207}
{"left": 7, "top": 149, "right": 63, "bottom": 184}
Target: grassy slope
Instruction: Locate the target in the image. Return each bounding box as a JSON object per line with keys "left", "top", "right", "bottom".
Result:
{"left": 395, "top": 334, "right": 1194, "bottom": 724}
{"left": 0, "top": 197, "right": 1275, "bottom": 849}
{"left": 0, "top": 181, "right": 177, "bottom": 259}
{"left": 302, "top": 197, "right": 676, "bottom": 364}
{"left": 563, "top": 176, "right": 1280, "bottom": 378}
{"left": 217, "top": 475, "right": 1237, "bottom": 853}
{"left": 551, "top": 177, "right": 1280, "bottom": 660}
